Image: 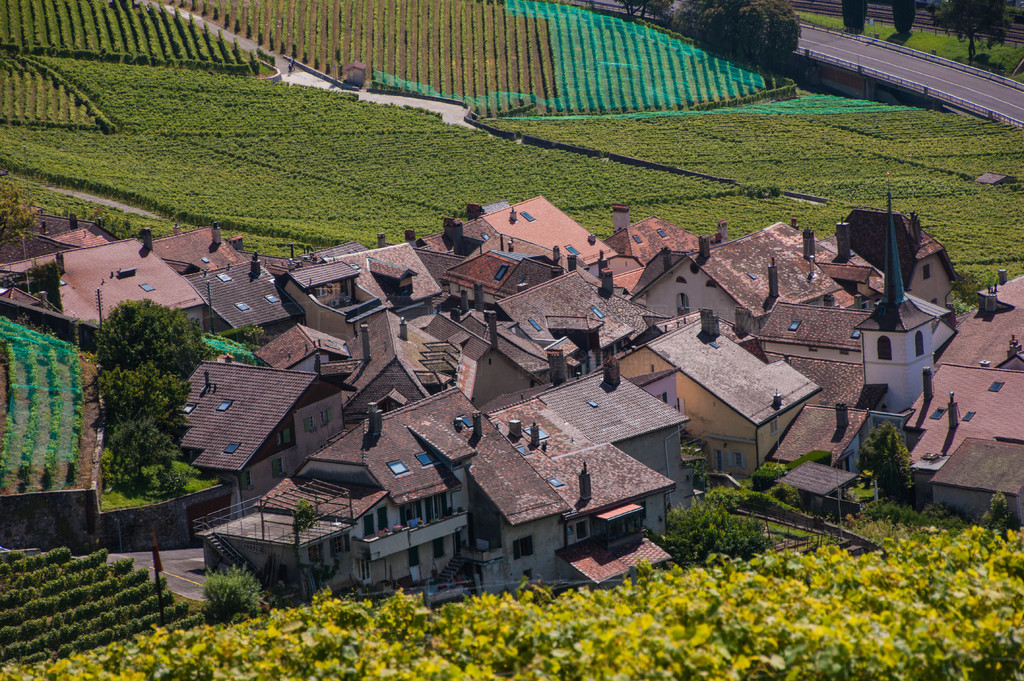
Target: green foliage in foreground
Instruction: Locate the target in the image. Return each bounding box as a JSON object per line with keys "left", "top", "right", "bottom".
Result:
{"left": 656, "top": 501, "right": 771, "bottom": 567}
{"left": 7, "top": 528, "right": 1024, "bottom": 679}
{"left": 203, "top": 567, "right": 262, "bottom": 624}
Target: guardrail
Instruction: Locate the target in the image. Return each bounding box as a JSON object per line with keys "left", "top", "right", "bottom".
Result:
{"left": 192, "top": 497, "right": 260, "bottom": 534}
{"left": 800, "top": 23, "right": 1024, "bottom": 95}
{"left": 804, "top": 48, "right": 1024, "bottom": 129}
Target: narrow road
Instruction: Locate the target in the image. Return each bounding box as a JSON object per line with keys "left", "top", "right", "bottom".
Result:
{"left": 799, "top": 25, "right": 1024, "bottom": 123}
{"left": 43, "top": 186, "right": 162, "bottom": 218}
{"left": 109, "top": 548, "right": 208, "bottom": 602}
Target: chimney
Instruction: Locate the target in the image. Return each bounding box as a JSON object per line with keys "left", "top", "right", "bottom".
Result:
{"left": 807, "top": 254, "right": 816, "bottom": 280}
{"left": 508, "top": 419, "right": 523, "bottom": 439}
{"left": 947, "top": 392, "right": 959, "bottom": 430}
{"left": 211, "top": 222, "right": 222, "bottom": 245}
{"left": 450, "top": 307, "right": 462, "bottom": 323}
{"left": 602, "top": 355, "right": 620, "bottom": 387}
{"left": 443, "top": 218, "right": 465, "bottom": 255}
{"left": 250, "top": 252, "right": 261, "bottom": 278}
{"left": 460, "top": 289, "right": 469, "bottom": 314}
{"left": 405, "top": 229, "right": 416, "bottom": 245}
{"left": 203, "top": 370, "right": 211, "bottom": 393}
{"left": 578, "top": 461, "right": 592, "bottom": 502}
{"left": 1010, "top": 335, "right": 1021, "bottom": 360}
{"left": 69, "top": 213, "right": 77, "bottom": 229}
{"left": 772, "top": 390, "right": 782, "bottom": 410}
{"left": 999, "top": 269, "right": 1008, "bottom": 286}
{"left": 472, "top": 410, "right": 482, "bottom": 440}
{"left": 230, "top": 235, "right": 244, "bottom": 251}
{"left": 597, "top": 250, "right": 607, "bottom": 272}
{"left": 836, "top": 221, "right": 851, "bottom": 261}
{"left": 509, "top": 208, "right": 517, "bottom": 224}
{"left": 399, "top": 317, "right": 408, "bottom": 341}
{"left": 836, "top": 402, "right": 848, "bottom": 429}
{"left": 716, "top": 219, "right": 728, "bottom": 244}
{"left": 368, "top": 403, "right": 382, "bottom": 436}
{"left": 922, "top": 367, "right": 933, "bottom": 401}
{"left": 360, "top": 323, "right": 371, "bottom": 362}
{"left": 803, "top": 226, "right": 815, "bottom": 260}
{"left": 854, "top": 293, "right": 863, "bottom": 309}
{"left": 376, "top": 232, "right": 386, "bottom": 249}
{"left": 698, "top": 234, "right": 711, "bottom": 260}
{"left": 466, "top": 203, "right": 483, "bottom": 220}
{"left": 529, "top": 421, "right": 540, "bottom": 448}
{"left": 612, "top": 203, "right": 630, "bottom": 233}
{"left": 661, "top": 248, "right": 672, "bottom": 271}
{"left": 140, "top": 227, "right": 153, "bottom": 251}
{"left": 552, "top": 245, "right": 560, "bottom": 266}
{"left": 547, "top": 348, "right": 567, "bottom": 386}
{"left": 600, "top": 268, "right": 614, "bottom": 295}
{"left": 485, "top": 310, "right": 498, "bottom": 349}
{"left": 507, "top": 239, "right": 514, "bottom": 253}
{"left": 567, "top": 254, "right": 577, "bottom": 272}
{"left": 734, "top": 306, "right": 752, "bottom": 336}
{"left": 823, "top": 292, "right": 835, "bottom": 307}
{"left": 55, "top": 252, "right": 65, "bottom": 274}
{"left": 587, "top": 233, "right": 597, "bottom": 246}
{"left": 909, "top": 212, "right": 921, "bottom": 245}
{"left": 473, "top": 283, "right": 484, "bottom": 312}
{"left": 173, "top": 223, "right": 182, "bottom": 236}
{"left": 768, "top": 257, "right": 779, "bottom": 298}
{"left": 39, "top": 220, "right": 46, "bottom": 235}
{"left": 978, "top": 289, "right": 998, "bottom": 313}
{"left": 313, "top": 353, "right": 320, "bottom": 376}
{"left": 550, "top": 265, "right": 564, "bottom": 279}
{"left": 700, "top": 308, "right": 719, "bottom": 337}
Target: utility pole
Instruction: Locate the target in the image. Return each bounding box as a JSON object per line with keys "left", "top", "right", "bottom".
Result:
{"left": 95, "top": 289, "right": 103, "bottom": 327}
{"left": 151, "top": 529, "right": 166, "bottom": 627}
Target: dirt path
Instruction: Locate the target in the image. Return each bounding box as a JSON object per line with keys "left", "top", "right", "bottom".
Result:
{"left": 43, "top": 186, "right": 162, "bottom": 219}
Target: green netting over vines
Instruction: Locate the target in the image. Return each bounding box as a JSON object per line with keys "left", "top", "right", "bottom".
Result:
{"left": 0, "top": 317, "right": 83, "bottom": 492}
{"left": 203, "top": 335, "right": 265, "bottom": 366}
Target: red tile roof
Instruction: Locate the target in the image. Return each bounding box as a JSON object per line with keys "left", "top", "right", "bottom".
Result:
{"left": 772, "top": 404, "right": 870, "bottom": 465}
{"left": 318, "top": 244, "right": 441, "bottom": 305}
{"left": 845, "top": 208, "right": 955, "bottom": 288}
{"left": 151, "top": 227, "right": 250, "bottom": 274}
{"left": 758, "top": 302, "right": 871, "bottom": 352}
{"left": 930, "top": 438, "right": 1024, "bottom": 496}
{"left": 763, "top": 354, "right": 886, "bottom": 411}
{"left": 443, "top": 251, "right": 557, "bottom": 297}
{"left": 936, "top": 275, "right": 1024, "bottom": 369}
{"left": 556, "top": 537, "right": 670, "bottom": 584}
{"left": 604, "top": 216, "right": 701, "bottom": 267}
{"left": 256, "top": 324, "right": 351, "bottom": 369}
{"left": 480, "top": 197, "right": 618, "bottom": 267}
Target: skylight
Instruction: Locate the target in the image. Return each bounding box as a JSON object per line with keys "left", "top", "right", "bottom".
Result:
{"left": 495, "top": 264, "right": 510, "bottom": 280}
{"left": 481, "top": 233, "right": 490, "bottom": 241}
{"left": 548, "top": 477, "right": 565, "bottom": 488}
{"left": 217, "top": 400, "right": 233, "bottom": 412}
{"left": 235, "top": 302, "right": 251, "bottom": 311}
{"left": 217, "top": 273, "right": 232, "bottom": 282}
{"left": 587, "top": 401, "right": 598, "bottom": 408}
{"left": 457, "top": 415, "right": 473, "bottom": 429}
{"left": 656, "top": 229, "right": 667, "bottom": 238}
{"left": 590, "top": 306, "right": 605, "bottom": 319}
{"left": 709, "top": 341, "right": 720, "bottom": 349}
{"left": 565, "top": 245, "right": 580, "bottom": 255}
{"left": 183, "top": 403, "right": 197, "bottom": 414}
{"left": 265, "top": 294, "right": 280, "bottom": 303}
{"left": 788, "top": 320, "right": 801, "bottom": 331}
{"left": 515, "top": 445, "right": 526, "bottom": 454}
{"left": 989, "top": 381, "right": 1005, "bottom": 392}
{"left": 528, "top": 318, "right": 542, "bottom": 332}
{"left": 223, "top": 442, "right": 240, "bottom": 454}
{"left": 930, "top": 408, "right": 946, "bottom": 420}
{"left": 415, "top": 451, "right": 438, "bottom": 466}
{"left": 201, "top": 257, "right": 210, "bottom": 264}
{"left": 963, "top": 411, "right": 976, "bottom": 422}
{"left": 139, "top": 283, "right": 154, "bottom": 292}
{"left": 633, "top": 235, "right": 643, "bottom": 244}
{"left": 851, "top": 330, "right": 862, "bottom": 339}
{"left": 747, "top": 273, "right": 757, "bottom": 280}
{"left": 521, "top": 211, "right": 536, "bottom": 222}
{"left": 387, "top": 460, "right": 409, "bottom": 476}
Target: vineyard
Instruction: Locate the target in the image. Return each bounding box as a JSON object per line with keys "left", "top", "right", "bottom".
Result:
{"left": 5, "top": 529, "right": 1024, "bottom": 679}
{"left": 0, "top": 55, "right": 95, "bottom": 127}
{"left": 0, "top": 0, "right": 254, "bottom": 71}
{"left": 0, "top": 547, "right": 199, "bottom": 666}
{"left": 170, "top": 0, "right": 763, "bottom": 114}
{"left": 0, "top": 317, "right": 83, "bottom": 493}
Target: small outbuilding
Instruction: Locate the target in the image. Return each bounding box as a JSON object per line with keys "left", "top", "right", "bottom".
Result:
{"left": 779, "top": 461, "right": 858, "bottom": 513}
{"left": 343, "top": 61, "right": 367, "bottom": 87}
{"left": 974, "top": 173, "right": 1015, "bottom": 186}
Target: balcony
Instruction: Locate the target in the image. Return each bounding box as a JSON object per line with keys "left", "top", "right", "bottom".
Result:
{"left": 353, "top": 511, "right": 467, "bottom": 561}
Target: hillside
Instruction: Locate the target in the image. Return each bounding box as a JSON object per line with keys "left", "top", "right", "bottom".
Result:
{"left": 4, "top": 528, "right": 1022, "bottom": 679}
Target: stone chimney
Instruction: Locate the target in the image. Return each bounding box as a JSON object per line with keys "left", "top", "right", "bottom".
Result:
{"left": 768, "top": 257, "right": 779, "bottom": 299}
{"left": 509, "top": 208, "right": 518, "bottom": 224}
{"left": 443, "top": 218, "right": 465, "bottom": 255}
{"left": 473, "top": 283, "right": 484, "bottom": 312}
{"left": 550, "top": 265, "right": 564, "bottom": 279}
{"left": 978, "top": 287, "right": 999, "bottom": 313}
{"left": 508, "top": 419, "right": 523, "bottom": 439}
{"left": 578, "top": 461, "right": 592, "bottom": 502}
{"left": 802, "top": 225, "right": 815, "bottom": 260}
{"left": 507, "top": 239, "right": 514, "bottom": 253}
{"left": 472, "top": 410, "right": 482, "bottom": 440}
{"left": 808, "top": 255, "right": 817, "bottom": 280}
{"left": 587, "top": 233, "right": 597, "bottom": 246}
{"left": 203, "top": 370, "right": 211, "bottom": 393}
{"left": 854, "top": 293, "right": 863, "bottom": 309}
{"left": 1010, "top": 335, "right": 1021, "bottom": 360}
{"left": 368, "top": 402, "right": 383, "bottom": 436}
{"left": 485, "top": 310, "right": 498, "bottom": 349}
{"left": 529, "top": 421, "right": 540, "bottom": 448}
{"left": 250, "top": 252, "right": 261, "bottom": 278}
{"left": 552, "top": 245, "right": 560, "bottom": 266}
{"left": 612, "top": 204, "right": 630, "bottom": 233}
{"left": 909, "top": 212, "right": 921, "bottom": 245}
{"left": 698, "top": 234, "right": 711, "bottom": 260}
{"left": 211, "top": 222, "right": 222, "bottom": 246}
{"left": 790, "top": 217, "right": 798, "bottom": 229}
{"left": 734, "top": 306, "right": 752, "bottom": 336}
{"left": 360, "top": 323, "right": 371, "bottom": 362}
{"left": 376, "top": 232, "right": 386, "bottom": 249}
{"left": 140, "top": 227, "right": 153, "bottom": 251}
{"left": 547, "top": 348, "right": 567, "bottom": 386}
{"left": 69, "top": 213, "right": 78, "bottom": 230}
{"left": 836, "top": 221, "right": 851, "bottom": 261}
{"left": 836, "top": 402, "right": 848, "bottom": 429}
{"left": 602, "top": 355, "right": 620, "bottom": 387}
{"left": 567, "top": 254, "right": 577, "bottom": 272}
{"left": 399, "top": 317, "right": 408, "bottom": 341}
{"left": 405, "top": 229, "right": 416, "bottom": 245}
{"left": 466, "top": 203, "right": 484, "bottom": 221}
{"left": 922, "top": 367, "right": 933, "bottom": 401}
{"left": 661, "top": 248, "right": 672, "bottom": 271}
{"left": 772, "top": 390, "right": 782, "bottom": 410}
{"left": 230, "top": 235, "right": 244, "bottom": 251}
{"left": 460, "top": 288, "right": 469, "bottom": 313}
{"left": 700, "top": 308, "right": 719, "bottom": 337}
{"left": 450, "top": 307, "right": 462, "bottom": 323}
{"left": 947, "top": 392, "right": 959, "bottom": 430}
{"left": 600, "top": 268, "right": 614, "bottom": 295}
{"left": 173, "top": 223, "right": 182, "bottom": 236}
{"left": 716, "top": 219, "right": 728, "bottom": 244}
{"left": 597, "top": 250, "right": 607, "bottom": 272}
{"left": 823, "top": 292, "right": 835, "bottom": 307}
{"left": 999, "top": 269, "right": 1008, "bottom": 285}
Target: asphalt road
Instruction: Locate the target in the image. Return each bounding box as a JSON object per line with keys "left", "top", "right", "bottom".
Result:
{"left": 109, "top": 548, "right": 208, "bottom": 602}
{"left": 799, "top": 25, "right": 1024, "bottom": 123}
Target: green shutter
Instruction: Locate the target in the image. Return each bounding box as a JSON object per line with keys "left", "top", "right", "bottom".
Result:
{"left": 441, "top": 494, "right": 450, "bottom": 516}
{"left": 408, "top": 545, "right": 420, "bottom": 568}
{"left": 513, "top": 539, "right": 521, "bottom": 560}
{"left": 377, "top": 507, "right": 388, "bottom": 531}
{"left": 363, "top": 515, "right": 374, "bottom": 536}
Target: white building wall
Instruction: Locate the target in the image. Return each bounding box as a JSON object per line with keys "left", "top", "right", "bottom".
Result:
{"left": 861, "top": 320, "right": 934, "bottom": 413}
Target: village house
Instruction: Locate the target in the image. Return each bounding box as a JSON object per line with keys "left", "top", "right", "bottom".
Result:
{"left": 935, "top": 271, "right": 1024, "bottom": 370}
{"left": 927, "top": 439, "right": 1024, "bottom": 522}
{"left": 602, "top": 207, "right": 702, "bottom": 269}
{"left": 441, "top": 250, "right": 562, "bottom": 306}
{"left": 256, "top": 324, "right": 351, "bottom": 372}
{"left": 147, "top": 224, "right": 249, "bottom": 275}
{"left": 770, "top": 403, "right": 872, "bottom": 472}
{"left": 416, "top": 216, "right": 501, "bottom": 257}
{"left": 0, "top": 211, "right": 116, "bottom": 272}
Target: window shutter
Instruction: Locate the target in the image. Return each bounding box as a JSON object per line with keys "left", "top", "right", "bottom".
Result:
{"left": 377, "top": 507, "right": 388, "bottom": 531}
{"left": 513, "top": 539, "right": 521, "bottom": 560}
{"left": 524, "top": 536, "right": 533, "bottom": 556}
{"left": 363, "top": 515, "right": 374, "bottom": 536}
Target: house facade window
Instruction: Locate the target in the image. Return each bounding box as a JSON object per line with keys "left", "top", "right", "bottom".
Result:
{"left": 770, "top": 419, "right": 778, "bottom": 435}
{"left": 303, "top": 416, "right": 316, "bottom": 432}
{"left": 272, "top": 458, "right": 285, "bottom": 477}
{"left": 915, "top": 330, "right": 924, "bottom": 357}
{"left": 331, "top": 534, "right": 350, "bottom": 555}
{"left": 377, "top": 507, "right": 389, "bottom": 532}
{"left": 356, "top": 559, "right": 371, "bottom": 582}
{"left": 308, "top": 542, "right": 324, "bottom": 563}
{"left": 731, "top": 451, "right": 745, "bottom": 469}
{"left": 877, "top": 336, "right": 892, "bottom": 361}
{"left": 408, "top": 545, "right": 420, "bottom": 568}
{"left": 678, "top": 293, "right": 689, "bottom": 314}
{"left": 242, "top": 470, "right": 253, "bottom": 489}
{"left": 922, "top": 264, "right": 931, "bottom": 280}
{"left": 715, "top": 450, "right": 726, "bottom": 471}
{"left": 575, "top": 520, "right": 588, "bottom": 539}
{"left": 512, "top": 535, "right": 534, "bottom": 559}
{"left": 320, "top": 407, "right": 333, "bottom": 426}
{"left": 276, "top": 428, "right": 293, "bottom": 446}
{"left": 433, "top": 537, "right": 445, "bottom": 558}
{"left": 362, "top": 515, "right": 374, "bottom": 537}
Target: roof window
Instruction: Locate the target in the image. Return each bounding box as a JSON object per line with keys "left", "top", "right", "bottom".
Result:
{"left": 481, "top": 233, "right": 490, "bottom": 241}
{"left": 183, "top": 403, "right": 197, "bottom": 414}
{"left": 387, "top": 460, "right": 410, "bottom": 476}
{"left": 217, "top": 273, "right": 232, "bottom": 282}
{"left": 590, "top": 306, "right": 605, "bottom": 319}
{"left": 235, "top": 302, "right": 251, "bottom": 311}
{"left": 455, "top": 415, "right": 473, "bottom": 429}
{"left": 747, "top": 273, "right": 757, "bottom": 280}
{"left": 587, "top": 401, "right": 598, "bottom": 408}
{"left": 851, "top": 330, "right": 861, "bottom": 339}
{"left": 708, "top": 341, "right": 720, "bottom": 349}
{"left": 223, "top": 442, "right": 240, "bottom": 454}
{"left": 515, "top": 445, "right": 526, "bottom": 454}
{"left": 495, "top": 264, "right": 510, "bottom": 280}
{"left": 548, "top": 477, "right": 565, "bottom": 488}
{"left": 217, "top": 400, "right": 233, "bottom": 412}
{"left": 139, "top": 283, "right": 154, "bottom": 292}
{"left": 415, "top": 451, "right": 438, "bottom": 466}
{"left": 521, "top": 211, "right": 536, "bottom": 222}
{"left": 201, "top": 257, "right": 210, "bottom": 264}
{"left": 633, "top": 235, "right": 643, "bottom": 244}
{"left": 930, "top": 408, "right": 946, "bottom": 420}
{"left": 565, "top": 245, "right": 580, "bottom": 255}
{"left": 528, "top": 318, "right": 542, "bottom": 332}
{"left": 656, "top": 229, "right": 667, "bottom": 238}
{"left": 265, "top": 294, "right": 280, "bottom": 303}
{"left": 788, "top": 320, "right": 801, "bottom": 331}
{"left": 963, "top": 411, "right": 976, "bottom": 422}
{"left": 989, "top": 381, "right": 1005, "bottom": 392}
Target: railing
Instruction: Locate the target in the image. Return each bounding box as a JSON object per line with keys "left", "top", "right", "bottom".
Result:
{"left": 210, "top": 531, "right": 255, "bottom": 570}
{"left": 192, "top": 497, "right": 260, "bottom": 534}
{"left": 353, "top": 511, "right": 468, "bottom": 561}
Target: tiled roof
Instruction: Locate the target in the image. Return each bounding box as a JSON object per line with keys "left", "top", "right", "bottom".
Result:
{"left": 0, "top": 287, "right": 44, "bottom": 306}
{"left": 443, "top": 251, "right": 557, "bottom": 298}
{"left": 930, "top": 438, "right": 1024, "bottom": 496}
{"left": 758, "top": 303, "right": 871, "bottom": 351}
{"left": 287, "top": 260, "right": 361, "bottom": 290}
{"left": 604, "top": 216, "right": 700, "bottom": 266}
{"left": 936, "top": 275, "right": 1024, "bottom": 369}
{"left": 256, "top": 324, "right": 351, "bottom": 369}
{"left": 413, "top": 248, "right": 464, "bottom": 289}
{"left": 613, "top": 268, "right": 646, "bottom": 295}
{"left": 187, "top": 265, "right": 303, "bottom": 329}
{"left": 556, "top": 537, "right": 670, "bottom": 584}
{"left": 416, "top": 219, "right": 500, "bottom": 254}
{"left": 317, "top": 244, "right": 441, "bottom": 305}
{"left": 313, "top": 242, "right": 369, "bottom": 259}
{"left": 459, "top": 312, "right": 549, "bottom": 375}
{"left": 59, "top": 239, "right": 205, "bottom": 323}
{"left": 424, "top": 313, "right": 548, "bottom": 381}
{"left": 479, "top": 197, "right": 618, "bottom": 267}
{"left": 182, "top": 362, "right": 319, "bottom": 471}
{"left": 151, "top": 227, "right": 250, "bottom": 274}
{"left": 781, "top": 461, "right": 858, "bottom": 496}
{"left": 0, "top": 213, "right": 114, "bottom": 266}
{"left": 907, "top": 364, "right": 1024, "bottom": 462}
{"left": 261, "top": 477, "right": 387, "bottom": 522}
{"left": 772, "top": 404, "right": 869, "bottom": 465}
{"left": 368, "top": 257, "right": 415, "bottom": 280}
{"left": 764, "top": 353, "right": 886, "bottom": 410}
{"left": 627, "top": 368, "right": 678, "bottom": 388}
{"left": 845, "top": 208, "right": 952, "bottom": 287}
{"left": 856, "top": 295, "right": 950, "bottom": 332}
{"left": 646, "top": 319, "right": 820, "bottom": 424}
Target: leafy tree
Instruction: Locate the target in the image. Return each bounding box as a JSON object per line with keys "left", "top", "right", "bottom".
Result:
{"left": 677, "top": 0, "right": 798, "bottom": 73}
{"left": 293, "top": 499, "right": 317, "bottom": 541}
{"left": 982, "top": 492, "right": 1018, "bottom": 535}
{"left": 656, "top": 501, "right": 770, "bottom": 567}
{"left": 26, "top": 261, "right": 63, "bottom": 312}
{"left": 933, "top": 0, "right": 1010, "bottom": 63}
{"left": 768, "top": 482, "right": 801, "bottom": 507}
{"left": 0, "top": 182, "right": 35, "bottom": 248}
{"left": 892, "top": 0, "right": 916, "bottom": 34}
{"left": 98, "top": 361, "right": 190, "bottom": 428}
{"left": 96, "top": 300, "right": 212, "bottom": 378}
{"left": 104, "top": 417, "right": 179, "bottom": 485}
{"left": 752, "top": 462, "right": 788, "bottom": 491}
{"left": 619, "top": 0, "right": 672, "bottom": 20}
{"left": 858, "top": 422, "right": 912, "bottom": 501}
{"left": 203, "top": 566, "right": 262, "bottom": 623}
{"left": 842, "top": 0, "right": 865, "bottom": 33}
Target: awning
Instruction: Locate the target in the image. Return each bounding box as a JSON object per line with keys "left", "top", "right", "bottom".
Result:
{"left": 595, "top": 503, "right": 642, "bottom": 521}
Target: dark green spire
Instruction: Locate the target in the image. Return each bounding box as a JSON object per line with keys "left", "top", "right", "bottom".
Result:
{"left": 879, "top": 192, "right": 907, "bottom": 313}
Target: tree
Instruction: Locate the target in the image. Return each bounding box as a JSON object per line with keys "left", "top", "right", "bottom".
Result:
{"left": 892, "top": 0, "right": 916, "bottom": 34}
{"left": 656, "top": 501, "right": 770, "bottom": 567}
{"left": 933, "top": 0, "right": 1010, "bottom": 63}
{"left": 0, "top": 182, "right": 35, "bottom": 248}
{"left": 96, "top": 300, "right": 212, "bottom": 377}
{"left": 104, "top": 417, "right": 179, "bottom": 485}
{"left": 619, "top": 0, "right": 671, "bottom": 20}
{"left": 203, "top": 566, "right": 262, "bottom": 623}
{"left": 98, "top": 361, "right": 190, "bottom": 428}
{"left": 26, "top": 261, "right": 63, "bottom": 312}
{"left": 683, "top": 0, "right": 798, "bottom": 74}
{"left": 982, "top": 492, "right": 1018, "bottom": 535}
{"left": 842, "top": 0, "right": 865, "bottom": 34}
{"left": 293, "top": 499, "right": 317, "bottom": 542}
{"left": 858, "top": 422, "right": 912, "bottom": 501}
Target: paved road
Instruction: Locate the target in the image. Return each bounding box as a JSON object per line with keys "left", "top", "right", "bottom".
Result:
{"left": 109, "top": 548, "right": 208, "bottom": 602}
{"left": 799, "top": 25, "right": 1024, "bottom": 123}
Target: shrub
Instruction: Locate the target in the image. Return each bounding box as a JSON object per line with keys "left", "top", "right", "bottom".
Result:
{"left": 656, "top": 500, "right": 771, "bottom": 567}
{"left": 203, "top": 567, "right": 262, "bottom": 623}
{"left": 751, "top": 462, "right": 788, "bottom": 492}
{"left": 768, "top": 482, "right": 800, "bottom": 507}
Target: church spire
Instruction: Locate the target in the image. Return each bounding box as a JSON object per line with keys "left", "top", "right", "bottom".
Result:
{"left": 879, "top": 192, "right": 907, "bottom": 313}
